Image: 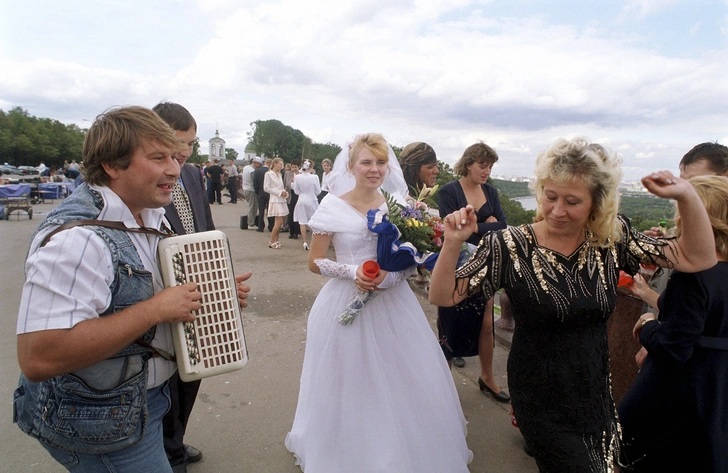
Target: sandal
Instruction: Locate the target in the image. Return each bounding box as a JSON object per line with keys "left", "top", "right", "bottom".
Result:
{"left": 270, "top": 241, "right": 282, "bottom": 249}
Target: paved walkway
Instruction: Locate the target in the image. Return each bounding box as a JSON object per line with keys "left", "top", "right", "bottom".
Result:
{"left": 0, "top": 199, "right": 537, "bottom": 472}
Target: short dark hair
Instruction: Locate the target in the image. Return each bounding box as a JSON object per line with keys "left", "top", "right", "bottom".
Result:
{"left": 454, "top": 142, "right": 499, "bottom": 177}
{"left": 290, "top": 159, "right": 301, "bottom": 167}
{"left": 152, "top": 102, "right": 197, "bottom": 132}
{"left": 680, "top": 142, "right": 728, "bottom": 175}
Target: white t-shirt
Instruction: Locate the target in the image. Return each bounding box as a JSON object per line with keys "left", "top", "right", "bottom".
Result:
{"left": 242, "top": 164, "right": 256, "bottom": 192}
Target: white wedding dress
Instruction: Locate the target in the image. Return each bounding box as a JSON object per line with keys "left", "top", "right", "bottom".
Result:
{"left": 285, "top": 194, "right": 472, "bottom": 473}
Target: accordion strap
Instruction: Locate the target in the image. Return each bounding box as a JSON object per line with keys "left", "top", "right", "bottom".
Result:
{"left": 40, "top": 219, "right": 174, "bottom": 248}
{"left": 135, "top": 339, "right": 177, "bottom": 362}
{"left": 39, "top": 219, "right": 177, "bottom": 360}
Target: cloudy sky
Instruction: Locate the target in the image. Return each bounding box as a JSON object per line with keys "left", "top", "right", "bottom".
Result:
{"left": 2, "top": 0, "right": 727, "bottom": 180}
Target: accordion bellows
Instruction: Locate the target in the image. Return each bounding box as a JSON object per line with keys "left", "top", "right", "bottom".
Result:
{"left": 158, "top": 230, "right": 248, "bottom": 381}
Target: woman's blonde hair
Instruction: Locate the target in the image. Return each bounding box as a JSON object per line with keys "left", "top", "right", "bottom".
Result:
{"left": 271, "top": 157, "right": 284, "bottom": 174}
{"left": 674, "top": 175, "right": 728, "bottom": 260}
{"left": 531, "top": 137, "right": 623, "bottom": 248}
{"left": 348, "top": 133, "right": 389, "bottom": 169}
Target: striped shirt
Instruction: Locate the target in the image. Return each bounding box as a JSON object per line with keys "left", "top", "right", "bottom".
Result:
{"left": 17, "top": 185, "right": 176, "bottom": 388}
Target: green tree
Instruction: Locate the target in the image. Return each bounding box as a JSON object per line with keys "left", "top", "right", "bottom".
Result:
{"left": 309, "top": 142, "right": 342, "bottom": 178}
{"left": 499, "top": 192, "right": 536, "bottom": 226}
{"left": 188, "top": 139, "right": 206, "bottom": 164}
{"left": 619, "top": 194, "right": 675, "bottom": 232}
{"left": 225, "top": 147, "right": 239, "bottom": 161}
{"left": 0, "top": 107, "right": 84, "bottom": 166}
{"left": 435, "top": 161, "right": 457, "bottom": 187}
{"left": 248, "top": 119, "right": 308, "bottom": 161}
{"left": 491, "top": 179, "right": 531, "bottom": 198}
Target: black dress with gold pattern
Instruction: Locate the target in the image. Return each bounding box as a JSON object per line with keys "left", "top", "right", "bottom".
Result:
{"left": 456, "top": 216, "right": 667, "bottom": 473}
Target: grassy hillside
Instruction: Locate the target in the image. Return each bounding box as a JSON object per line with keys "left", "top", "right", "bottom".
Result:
{"left": 491, "top": 179, "right": 531, "bottom": 198}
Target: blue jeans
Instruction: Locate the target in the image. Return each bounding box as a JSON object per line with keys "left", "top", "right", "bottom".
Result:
{"left": 42, "top": 384, "right": 173, "bottom": 473}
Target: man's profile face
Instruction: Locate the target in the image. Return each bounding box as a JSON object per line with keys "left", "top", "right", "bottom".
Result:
{"left": 174, "top": 126, "right": 197, "bottom": 165}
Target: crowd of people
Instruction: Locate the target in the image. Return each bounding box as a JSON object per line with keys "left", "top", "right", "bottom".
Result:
{"left": 11, "top": 101, "right": 728, "bottom": 473}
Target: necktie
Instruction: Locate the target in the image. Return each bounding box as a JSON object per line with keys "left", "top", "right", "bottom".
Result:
{"left": 172, "top": 182, "right": 195, "bottom": 234}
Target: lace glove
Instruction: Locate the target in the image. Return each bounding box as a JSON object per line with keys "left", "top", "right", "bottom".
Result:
{"left": 314, "top": 258, "right": 357, "bottom": 280}
{"left": 377, "top": 267, "right": 416, "bottom": 289}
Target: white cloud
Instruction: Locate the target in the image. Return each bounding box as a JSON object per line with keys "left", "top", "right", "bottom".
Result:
{"left": 620, "top": 0, "right": 678, "bottom": 18}
{"left": 0, "top": 0, "right": 726, "bottom": 179}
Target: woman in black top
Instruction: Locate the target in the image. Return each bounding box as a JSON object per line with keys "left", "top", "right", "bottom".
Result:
{"left": 437, "top": 142, "right": 509, "bottom": 402}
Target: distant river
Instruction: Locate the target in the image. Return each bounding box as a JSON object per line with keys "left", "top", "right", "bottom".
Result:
{"left": 512, "top": 195, "right": 537, "bottom": 211}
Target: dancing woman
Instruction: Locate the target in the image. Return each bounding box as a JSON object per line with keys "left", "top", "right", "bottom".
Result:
{"left": 286, "top": 133, "right": 471, "bottom": 473}
{"left": 430, "top": 137, "right": 716, "bottom": 472}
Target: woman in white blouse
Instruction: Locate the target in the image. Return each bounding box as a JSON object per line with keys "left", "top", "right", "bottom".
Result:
{"left": 318, "top": 158, "right": 332, "bottom": 202}
{"left": 264, "top": 157, "right": 289, "bottom": 248}
{"left": 292, "top": 160, "right": 321, "bottom": 250}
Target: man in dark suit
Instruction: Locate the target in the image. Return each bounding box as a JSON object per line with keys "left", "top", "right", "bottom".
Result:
{"left": 253, "top": 157, "right": 273, "bottom": 232}
{"left": 205, "top": 159, "right": 224, "bottom": 205}
{"left": 152, "top": 102, "right": 214, "bottom": 473}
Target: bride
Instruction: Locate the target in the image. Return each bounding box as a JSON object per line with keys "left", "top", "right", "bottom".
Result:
{"left": 285, "top": 133, "right": 472, "bottom": 472}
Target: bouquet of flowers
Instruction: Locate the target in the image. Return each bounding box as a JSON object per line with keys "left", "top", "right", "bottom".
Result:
{"left": 374, "top": 185, "right": 444, "bottom": 271}
{"left": 338, "top": 185, "right": 444, "bottom": 325}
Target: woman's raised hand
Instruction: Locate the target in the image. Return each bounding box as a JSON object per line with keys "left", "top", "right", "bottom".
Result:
{"left": 641, "top": 171, "right": 690, "bottom": 201}
{"left": 442, "top": 205, "right": 478, "bottom": 244}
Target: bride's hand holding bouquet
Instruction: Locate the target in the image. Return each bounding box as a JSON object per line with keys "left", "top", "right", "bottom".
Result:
{"left": 354, "top": 261, "right": 387, "bottom": 292}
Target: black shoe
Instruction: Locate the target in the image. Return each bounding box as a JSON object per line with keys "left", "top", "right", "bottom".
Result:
{"left": 452, "top": 357, "right": 466, "bottom": 368}
{"left": 256, "top": 227, "right": 264, "bottom": 232}
{"left": 185, "top": 444, "right": 203, "bottom": 463}
{"left": 478, "top": 377, "right": 510, "bottom": 403}
{"left": 171, "top": 463, "right": 187, "bottom": 473}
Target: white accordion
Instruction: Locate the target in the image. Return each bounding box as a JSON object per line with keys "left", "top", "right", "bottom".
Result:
{"left": 158, "top": 230, "right": 248, "bottom": 382}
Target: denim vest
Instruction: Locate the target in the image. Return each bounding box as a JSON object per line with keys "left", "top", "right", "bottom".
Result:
{"left": 13, "top": 184, "right": 158, "bottom": 454}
